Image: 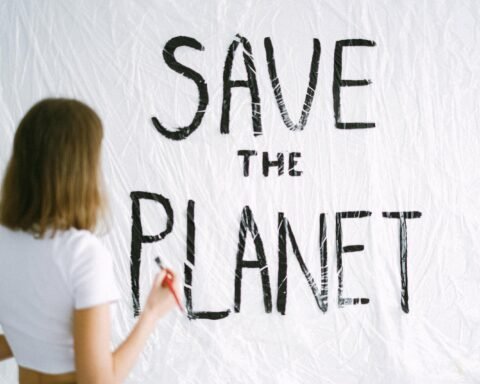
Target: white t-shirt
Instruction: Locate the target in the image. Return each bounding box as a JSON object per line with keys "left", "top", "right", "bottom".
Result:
{"left": 0, "top": 225, "right": 121, "bottom": 374}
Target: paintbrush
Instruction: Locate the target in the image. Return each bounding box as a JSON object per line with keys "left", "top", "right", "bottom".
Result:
{"left": 154, "top": 256, "right": 184, "bottom": 313}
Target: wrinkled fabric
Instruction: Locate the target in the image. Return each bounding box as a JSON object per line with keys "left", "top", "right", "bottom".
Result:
{"left": 1, "top": 1, "right": 480, "bottom": 383}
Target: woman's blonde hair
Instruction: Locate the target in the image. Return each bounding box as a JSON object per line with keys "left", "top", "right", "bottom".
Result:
{"left": 0, "top": 98, "right": 105, "bottom": 237}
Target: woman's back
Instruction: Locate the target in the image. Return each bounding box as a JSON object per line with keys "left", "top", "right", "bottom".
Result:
{"left": 0, "top": 225, "right": 120, "bottom": 374}
{"left": 0, "top": 98, "right": 179, "bottom": 383}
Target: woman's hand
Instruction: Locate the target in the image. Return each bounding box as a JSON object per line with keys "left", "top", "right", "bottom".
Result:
{"left": 143, "top": 268, "right": 180, "bottom": 320}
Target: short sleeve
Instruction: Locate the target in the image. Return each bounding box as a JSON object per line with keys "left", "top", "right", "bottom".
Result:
{"left": 70, "top": 234, "right": 121, "bottom": 310}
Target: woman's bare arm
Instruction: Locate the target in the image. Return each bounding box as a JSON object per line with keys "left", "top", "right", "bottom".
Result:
{"left": 0, "top": 334, "right": 13, "bottom": 361}
{"left": 74, "top": 304, "right": 159, "bottom": 384}
{"left": 74, "top": 269, "right": 178, "bottom": 384}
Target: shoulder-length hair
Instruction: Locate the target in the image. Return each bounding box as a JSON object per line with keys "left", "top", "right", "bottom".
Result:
{"left": 0, "top": 98, "right": 105, "bottom": 237}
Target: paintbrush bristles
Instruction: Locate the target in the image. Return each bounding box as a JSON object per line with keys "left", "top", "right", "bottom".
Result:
{"left": 154, "top": 256, "right": 163, "bottom": 269}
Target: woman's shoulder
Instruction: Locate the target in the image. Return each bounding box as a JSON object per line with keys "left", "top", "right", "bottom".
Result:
{"left": 58, "top": 229, "right": 115, "bottom": 282}
{"left": 59, "top": 227, "right": 99, "bottom": 243}
{"left": 58, "top": 228, "right": 110, "bottom": 255}
{"left": 63, "top": 229, "right": 119, "bottom": 308}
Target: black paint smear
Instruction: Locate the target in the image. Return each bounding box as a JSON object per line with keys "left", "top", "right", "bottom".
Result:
{"left": 151, "top": 36, "right": 208, "bottom": 140}
{"left": 277, "top": 214, "right": 288, "bottom": 314}
{"left": 221, "top": 34, "right": 262, "bottom": 136}
{"left": 382, "top": 211, "right": 422, "bottom": 314}
{"left": 332, "top": 39, "right": 376, "bottom": 129}
{"left": 264, "top": 38, "right": 321, "bottom": 131}
{"left": 288, "top": 152, "right": 302, "bottom": 176}
{"left": 184, "top": 200, "right": 231, "bottom": 320}
{"left": 263, "top": 152, "right": 284, "bottom": 176}
{"left": 234, "top": 206, "right": 272, "bottom": 313}
{"left": 237, "top": 150, "right": 257, "bottom": 177}
{"left": 130, "top": 191, "right": 174, "bottom": 317}
{"left": 336, "top": 211, "right": 371, "bottom": 307}
{"left": 319, "top": 213, "right": 328, "bottom": 312}
{"left": 277, "top": 213, "right": 327, "bottom": 315}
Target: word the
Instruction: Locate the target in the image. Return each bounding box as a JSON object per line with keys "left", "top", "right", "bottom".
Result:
{"left": 237, "top": 150, "right": 302, "bottom": 177}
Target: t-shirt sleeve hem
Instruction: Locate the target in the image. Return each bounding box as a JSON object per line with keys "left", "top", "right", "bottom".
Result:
{"left": 74, "top": 291, "right": 122, "bottom": 310}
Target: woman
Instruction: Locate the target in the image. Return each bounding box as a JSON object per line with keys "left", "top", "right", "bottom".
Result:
{"left": 0, "top": 98, "right": 179, "bottom": 383}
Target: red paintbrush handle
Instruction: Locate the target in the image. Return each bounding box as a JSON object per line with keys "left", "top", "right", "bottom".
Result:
{"left": 162, "top": 273, "right": 184, "bottom": 313}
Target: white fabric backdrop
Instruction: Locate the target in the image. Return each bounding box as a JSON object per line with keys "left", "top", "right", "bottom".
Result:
{"left": 1, "top": 1, "right": 480, "bottom": 383}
